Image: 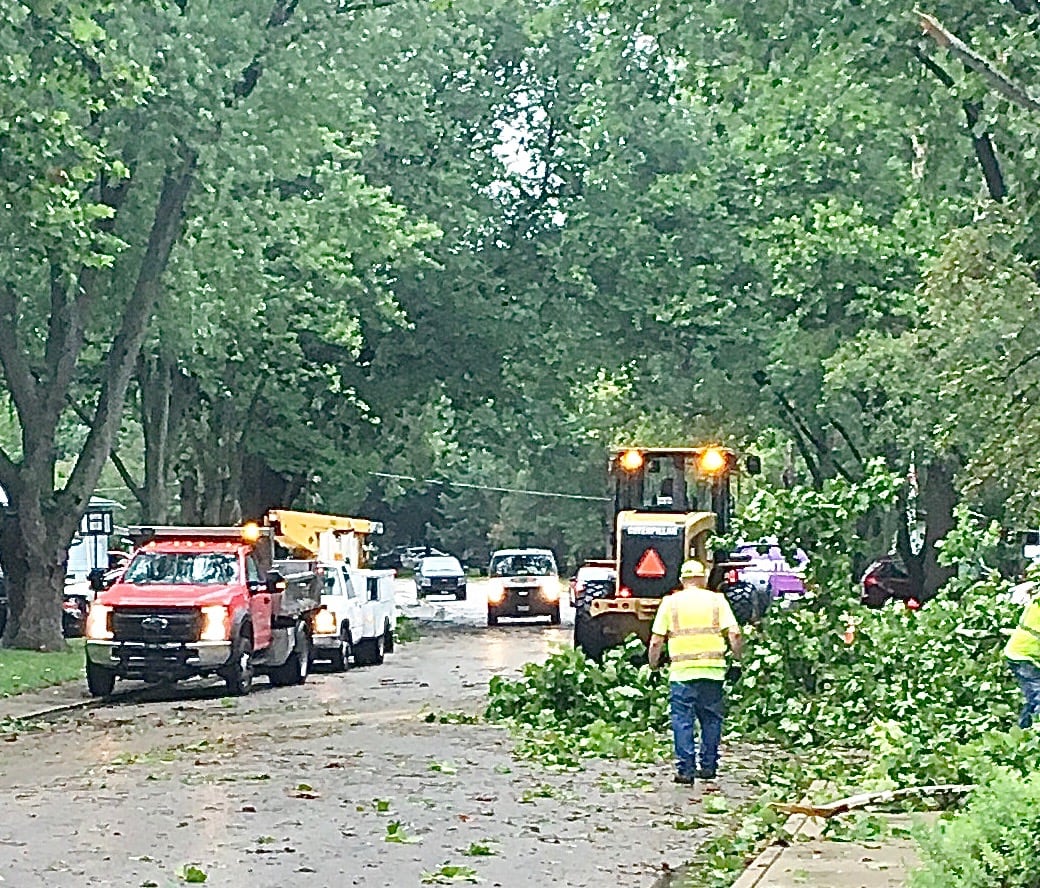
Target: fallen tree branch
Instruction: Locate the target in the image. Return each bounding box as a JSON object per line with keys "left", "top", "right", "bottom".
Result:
{"left": 775, "top": 783, "right": 976, "bottom": 818}
{"left": 916, "top": 10, "right": 1040, "bottom": 114}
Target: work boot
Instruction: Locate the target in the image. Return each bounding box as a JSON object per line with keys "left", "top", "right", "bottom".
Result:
{"left": 673, "top": 773, "right": 695, "bottom": 785}
{"left": 695, "top": 768, "right": 717, "bottom": 780}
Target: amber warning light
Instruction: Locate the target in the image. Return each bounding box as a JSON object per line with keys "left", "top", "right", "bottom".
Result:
{"left": 619, "top": 449, "right": 644, "bottom": 472}
{"left": 697, "top": 447, "right": 727, "bottom": 474}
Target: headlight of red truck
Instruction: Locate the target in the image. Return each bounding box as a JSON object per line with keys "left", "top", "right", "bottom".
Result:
{"left": 200, "top": 605, "right": 230, "bottom": 642}
{"left": 85, "top": 604, "right": 113, "bottom": 640}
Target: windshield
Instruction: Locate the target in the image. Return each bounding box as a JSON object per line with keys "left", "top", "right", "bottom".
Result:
{"left": 490, "top": 553, "right": 556, "bottom": 577}
{"left": 422, "top": 557, "right": 461, "bottom": 573}
{"left": 124, "top": 552, "right": 239, "bottom": 586}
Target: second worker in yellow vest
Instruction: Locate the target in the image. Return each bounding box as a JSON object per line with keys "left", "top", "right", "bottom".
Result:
{"left": 1005, "top": 595, "right": 1040, "bottom": 729}
{"left": 649, "top": 559, "right": 743, "bottom": 787}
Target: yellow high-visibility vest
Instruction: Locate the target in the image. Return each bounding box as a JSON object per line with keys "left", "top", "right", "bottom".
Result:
{"left": 1006, "top": 599, "right": 1040, "bottom": 665}
{"left": 652, "top": 587, "right": 736, "bottom": 681}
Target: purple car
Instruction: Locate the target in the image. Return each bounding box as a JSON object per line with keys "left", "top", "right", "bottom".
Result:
{"left": 729, "top": 539, "right": 809, "bottom": 600}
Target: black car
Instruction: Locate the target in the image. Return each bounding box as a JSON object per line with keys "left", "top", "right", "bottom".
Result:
{"left": 415, "top": 555, "right": 467, "bottom": 600}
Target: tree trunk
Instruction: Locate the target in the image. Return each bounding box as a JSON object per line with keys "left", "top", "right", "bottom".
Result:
{"left": 0, "top": 491, "right": 67, "bottom": 651}
{"left": 919, "top": 460, "right": 958, "bottom": 599}
{"left": 137, "top": 354, "right": 196, "bottom": 522}
{"left": 895, "top": 459, "right": 959, "bottom": 603}
{"left": 179, "top": 471, "right": 201, "bottom": 524}
{"left": 140, "top": 358, "right": 172, "bottom": 522}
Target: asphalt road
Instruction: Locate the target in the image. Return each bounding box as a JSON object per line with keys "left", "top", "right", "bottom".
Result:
{"left": 0, "top": 579, "right": 756, "bottom": 887}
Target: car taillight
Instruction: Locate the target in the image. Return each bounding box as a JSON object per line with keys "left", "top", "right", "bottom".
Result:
{"left": 617, "top": 586, "right": 632, "bottom": 598}
{"left": 864, "top": 575, "right": 878, "bottom": 587}
{"left": 725, "top": 569, "right": 739, "bottom": 584}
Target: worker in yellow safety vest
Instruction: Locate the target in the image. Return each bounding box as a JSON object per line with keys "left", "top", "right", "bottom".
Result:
{"left": 648, "top": 559, "right": 743, "bottom": 787}
{"left": 1005, "top": 593, "right": 1040, "bottom": 729}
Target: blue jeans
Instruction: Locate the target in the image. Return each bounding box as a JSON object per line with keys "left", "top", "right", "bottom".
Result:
{"left": 669, "top": 679, "right": 724, "bottom": 777}
{"left": 1008, "top": 658, "right": 1040, "bottom": 729}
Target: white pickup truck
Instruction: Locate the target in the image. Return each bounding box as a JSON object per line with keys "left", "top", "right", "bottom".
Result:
{"left": 309, "top": 564, "right": 396, "bottom": 669}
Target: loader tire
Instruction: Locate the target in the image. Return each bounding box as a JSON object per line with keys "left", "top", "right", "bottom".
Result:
{"left": 723, "top": 581, "right": 770, "bottom": 626}
{"left": 573, "top": 595, "right": 610, "bottom": 661}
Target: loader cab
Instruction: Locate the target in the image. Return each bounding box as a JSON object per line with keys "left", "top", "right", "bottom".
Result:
{"left": 609, "top": 446, "right": 741, "bottom": 540}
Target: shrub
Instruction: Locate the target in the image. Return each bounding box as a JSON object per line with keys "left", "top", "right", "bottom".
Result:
{"left": 910, "top": 770, "right": 1040, "bottom": 888}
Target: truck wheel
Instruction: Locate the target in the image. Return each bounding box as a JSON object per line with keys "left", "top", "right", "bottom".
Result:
{"left": 330, "top": 630, "right": 352, "bottom": 672}
{"left": 573, "top": 597, "right": 609, "bottom": 661}
{"left": 354, "top": 634, "right": 385, "bottom": 667}
{"left": 269, "top": 623, "right": 311, "bottom": 686}
{"left": 455, "top": 587, "right": 466, "bottom": 601}
{"left": 222, "top": 631, "right": 254, "bottom": 696}
{"left": 86, "top": 659, "right": 116, "bottom": 698}
{"left": 487, "top": 610, "right": 498, "bottom": 627}
{"left": 383, "top": 621, "right": 395, "bottom": 654}
{"left": 549, "top": 606, "right": 561, "bottom": 626}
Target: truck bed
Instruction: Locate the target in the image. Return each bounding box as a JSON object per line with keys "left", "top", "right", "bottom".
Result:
{"left": 272, "top": 560, "right": 322, "bottom": 617}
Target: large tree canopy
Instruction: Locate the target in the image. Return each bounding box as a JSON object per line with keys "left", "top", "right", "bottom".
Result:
{"left": 5, "top": 0, "right": 1040, "bottom": 646}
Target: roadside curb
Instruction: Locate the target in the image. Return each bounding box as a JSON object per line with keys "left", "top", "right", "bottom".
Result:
{"left": 732, "top": 780, "right": 827, "bottom": 888}
{"left": 2, "top": 686, "right": 142, "bottom": 724}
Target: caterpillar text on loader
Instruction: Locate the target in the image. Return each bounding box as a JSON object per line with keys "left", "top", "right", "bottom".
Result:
{"left": 573, "top": 446, "right": 755, "bottom": 660}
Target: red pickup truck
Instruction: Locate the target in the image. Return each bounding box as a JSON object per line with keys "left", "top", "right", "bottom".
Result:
{"left": 84, "top": 525, "right": 320, "bottom": 697}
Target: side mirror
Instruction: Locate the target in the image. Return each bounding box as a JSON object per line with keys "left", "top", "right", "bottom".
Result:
{"left": 745, "top": 455, "right": 762, "bottom": 475}
{"left": 88, "top": 568, "right": 107, "bottom": 593}
{"left": 265, "top": 571, "right": 286, "bottom": 595}
{"left": 247, "top": 579, "right": 264, "bottom": 595}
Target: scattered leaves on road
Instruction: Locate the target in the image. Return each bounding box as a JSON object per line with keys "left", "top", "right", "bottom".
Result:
{"left": 291, "top": 782, "right": 320, "bottom": 799}
{"left": 384, "top": 820, "right": 421, "bottom": 844}
{"left": 420, "top": 864, "right": 480, "bottom": 884}
{"left": 175, "top": 864, "right": 207, "bottom": 883}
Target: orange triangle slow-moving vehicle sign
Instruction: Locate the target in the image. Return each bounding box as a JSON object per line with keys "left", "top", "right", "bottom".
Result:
{"left": 634, "top": 547, "right": 667, "bottom": 579}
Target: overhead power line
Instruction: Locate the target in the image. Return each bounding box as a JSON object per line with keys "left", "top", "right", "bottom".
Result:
{"left": 370, "top": 471, "right": 610, "bottom": 502}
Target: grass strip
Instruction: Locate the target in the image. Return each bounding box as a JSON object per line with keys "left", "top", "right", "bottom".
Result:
{"left": 0, "top": 638, "right": 85, "bottom": 696}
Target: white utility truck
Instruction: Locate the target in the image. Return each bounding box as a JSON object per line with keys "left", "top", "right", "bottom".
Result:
{"left": 266, "top": 510, "right": 397, "bottom": 670}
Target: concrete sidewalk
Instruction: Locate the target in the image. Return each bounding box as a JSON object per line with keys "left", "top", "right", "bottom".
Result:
{"left": 735, "top": 825, "right": 917, "bottom": 887}
{"left": 734, "top": 803, "right": 921, "bottom": 888}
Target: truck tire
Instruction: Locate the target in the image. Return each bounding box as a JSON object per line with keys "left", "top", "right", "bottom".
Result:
{"left": 329, "top": 627, "right": 352, "bottom": 672}
{"left": 354, "top": 633, "right": 385, "bottom": 667}
{"left": 573, "top": 596, "right": 610, "bottom": 661}
{"left": 549, "top": 605, "right": 561, "bottom": 626}
{"left": 86, "top": 659, "right": 116, "bottom": 698}
{"left": 222, "top": 630, "right": 254, "bottom": 696}
{"left": 383, "top": 621, "right": 395, "bottom": 654}
{"left": 269, "top": 623, "right": 311, "bottom": 686}
{"left": 487, "top": 610, "right": 498, "bottom": 627}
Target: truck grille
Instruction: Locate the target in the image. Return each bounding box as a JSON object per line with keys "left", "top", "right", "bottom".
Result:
{"left": 111, "top": 607, "right": 201, "bottom": 643}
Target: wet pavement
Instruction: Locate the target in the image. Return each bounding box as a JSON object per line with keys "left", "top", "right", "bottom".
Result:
{"left": 0, "top": 579, "right": 757, "bottom": 887}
